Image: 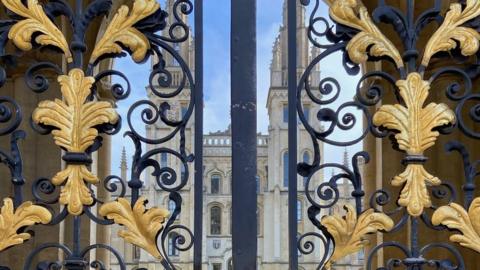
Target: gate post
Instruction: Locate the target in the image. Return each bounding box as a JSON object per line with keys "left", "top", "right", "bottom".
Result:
{"left": 287, "top": 0, "right": 298, "bottom": 269}
{"left": 194, "top": 0, "right": 204, "bottom": 269}
{"left": 231, "top": 0, "right": 258, "bottom": 269}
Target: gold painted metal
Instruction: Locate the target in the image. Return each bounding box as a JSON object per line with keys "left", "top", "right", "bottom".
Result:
{"left": 324, "top": 0, "right": 478, "bottom": 262}
{"left": 327, "top": 0, "right": 404, "bottom": 68}
{"left": 432, "top": 197, "right": 480, "bottom": 253}
{"left": 422, "top": 0, "right": 480, "bottom": 67}
{"left": 99, "top": 196, "right": 170, "bottom": 259}
{"left": 32, "top": 69, "right": 119, "bottom": 215}
{"left": 322, "top": 204, "right": 394, "bottom": 270}
{"left": 0, "top": 0, "right": 167, "bottom": 256}
{"left": 0, "top": 198, "right": 52, "bottom": 252}
{"left": 373, "top": 72, "right": 456, "bottom": 216}
{"left": 89, "top": 0, "right": 160, "bottom": 64}
{"left": 1, "top": 0, "right": 73, "bottom": 62}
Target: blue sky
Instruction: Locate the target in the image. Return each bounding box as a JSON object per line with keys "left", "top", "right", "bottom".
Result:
{"left": 110, "top": 0, "right": 363, "bottom": 178}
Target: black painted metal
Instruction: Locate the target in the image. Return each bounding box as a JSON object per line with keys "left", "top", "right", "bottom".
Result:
{"left": 0, "top": 0, "right": 198, "bottom": 269}
{"left": 294, "top": 0, "right": 480, "bottom": 269}
{"left": 287, "top": 0, "right": 299, "bottom": 269}
{"left": 231, "top": 0, "right": 258, "bottom": 269}
{"left": 1, "top": 0, "right": 480, "bottom": 269}
{"left": 193, "top": 0, "right": 204, "bottom": 269}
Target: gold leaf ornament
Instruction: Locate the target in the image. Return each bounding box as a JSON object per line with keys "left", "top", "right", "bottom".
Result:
{"left": 0, "top": 198, "right": 52, "bottom": 251}
{"left": 89, "top": 0, "right": 160, "bottom": 64}
{"left": 422, "top": 0, "right": 480, "bottom": 67}
{"left": 32, "top": 69, "right": 119, "bottom": 215}
{"left": 322, "top": 204, "right": 394, "bottom": 270}
{"left": 1, "top": 0, "right": 72, "bottom": 62}
{"left": 432, "top": 197, "right": 480, "bottom": 253}
{"left": 327, "top": 0, "right": 404, "bottom": 68}
{"left": 99, "top": 197, "right": 170, "bottom": 259}
{"left": 373, "top": 73, "right": 455, "bottom": 216}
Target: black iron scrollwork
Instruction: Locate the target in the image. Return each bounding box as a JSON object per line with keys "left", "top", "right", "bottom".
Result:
{"left": 297, "top": 0, "right": 480, "bottom": 269}
{"left": 0, "top": 0, "right": 195, "bottom": 269}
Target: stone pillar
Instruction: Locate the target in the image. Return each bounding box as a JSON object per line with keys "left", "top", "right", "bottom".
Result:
{"left": 0, "top": 51, "right": 63, "bottom": 267}
{"left": 95, "top": 135, "right": 112, "bottom": 268}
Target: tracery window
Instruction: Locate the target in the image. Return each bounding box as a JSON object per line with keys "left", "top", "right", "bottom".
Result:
{"left": 211, "top": 174, "right": 221, "bottom": 194}
{"left": 283, "top": 151, "right": 289, "bottom": 187}
{"left": 302, "top": 151, "right": 310, "bottom": 186}
{"left": 210, "top": 206, "right": 222, "bottom": 235}
{"left": 168, "top": 233, "right": 179, "bottom": 256}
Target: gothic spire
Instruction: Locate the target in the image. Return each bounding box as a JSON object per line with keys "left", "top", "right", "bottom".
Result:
{"left": 120, "top": 147, "right": 128, "bottom": 181}
{"left": 343, "top": 148, "right": 349, "bottom": 169}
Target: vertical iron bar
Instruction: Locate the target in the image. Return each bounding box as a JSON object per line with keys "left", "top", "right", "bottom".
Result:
{"left": 231, "top": 0, "right": 258, "bottom": 268}
{"left": 410, "top": 217, "right": 420, "bottom": 270}
{"left": 73, "top": 216, "right": 81, "bottom": 256}
{"left": 288, "top": 0, "right": 298, "bottom": 269}
{"left": 13, "top": 184, "right": 22, "bottom": 208}
{"left": 71, "top": 0, "right": 84, "bottom": 69}
{"left": 193, "top": 0, "right": 204, "bottom": 269}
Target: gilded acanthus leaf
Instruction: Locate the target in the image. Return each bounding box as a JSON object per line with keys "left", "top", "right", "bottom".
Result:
{"left": 51, "top": 165, "right": 98, "bottom": 216}
{"left": 0, "top": 198, "right": 52, "bottom": 251}
{"left": 327, "top": 0, "right": 404, "bottom": 68}
{"left": 89, "top": 0, "right": 160, "bottom": 64}
{"left": 422, "top": 0, "right": 480, "bottom": 66}
{"left": 322, "top": 205, "right": 394, "bottom": 270}
{"left": 432, "top": 197, "right": 480, "bottom": 253}
{"left": 1, "top": 0, "right": 72, "bottom": 62}
{"left": 99, "top": 197, "right": 170, "bottom": 259}
{"left": 391, "top": 165, "right": 440, "bottom": 217}
{"left": 373, "top": 72, "right": 455, "bottom": 216}
{"left": 32, "top": 69, "right": 119, "bottom": 215}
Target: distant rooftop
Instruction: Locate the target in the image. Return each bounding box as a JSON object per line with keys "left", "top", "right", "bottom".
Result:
{"left": 204, "top": 125, "right": 268, "bottom": 147}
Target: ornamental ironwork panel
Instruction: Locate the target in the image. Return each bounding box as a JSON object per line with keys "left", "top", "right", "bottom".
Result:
{"left": 294, "top": 0, "right": 480, "bottom": 269}
{"left": 0, "top": 0, "right": 202, "bottom": 269}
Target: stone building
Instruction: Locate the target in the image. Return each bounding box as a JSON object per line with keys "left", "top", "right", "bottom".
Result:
{"left": 109, "top": 1, "right": 362, "bottom": 269}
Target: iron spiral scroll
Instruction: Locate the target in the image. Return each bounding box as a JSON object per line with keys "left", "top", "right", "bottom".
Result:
{"left": 297, "top": 0, "right": 480, "bottom": 269}
{"left": 0, "top": 0, "right": 195, "bottom": 269}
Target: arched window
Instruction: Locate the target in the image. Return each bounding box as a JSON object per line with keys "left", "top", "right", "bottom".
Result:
{"left": 180, "top": 165, "right": 186, "bottom": 180}
{"left": 168, "top": 233, "right": 179, "bottom": 256}
{"left": 168, "top": 200, "right": 178, "bottom": 220}
{"left": 297, "top": 200, "right": 303, "bottom": 222}
{"left": 302, "top": 151, "right": 310, "bottom": 186}
{"left": 160, "top": 152, "right": 168, "bottom": 168}
{"left": 211, "top": 174, "right": 221, "bottom": 194}
{"left": 303, "top": 105, "right": 310, "bottom": 123}
{"left": 168, "top": 200, "right": 176, "bottom": 213}
{"left": 172, "top": 43, "right": 180, "bottom": 66}
{"left": 133, "top": 245, "right": 140, "bottom": 260}
{"left": 210, "top": 206, "right": 222, "bottom": 235}
{"left": 256, "top": 175, "right": 260, "bottom": 194}
{"left": 283, "top": 151, "right": 289, "bottom": 187}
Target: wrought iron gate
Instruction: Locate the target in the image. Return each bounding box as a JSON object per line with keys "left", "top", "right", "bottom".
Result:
{"left": 0, "top": 0, "right": 479, "bottom": 269}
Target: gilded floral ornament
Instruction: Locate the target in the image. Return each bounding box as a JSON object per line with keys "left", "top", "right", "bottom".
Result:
{"left": 326, "top": 0, "right": 404, "bottom": 68}
{"left": 1, "top": 0, "right": 73, "bottom": 62}
{"left": 322, "top": 204, "right": 394, "bottom": 270}
{"left": 422, "top": 0, "right": 480, "bottom": 67}
{"left": 99, "top": 197, "right": 170, "bottom": 259}
{"left": 89, "top": 0, "right": 160, "bottom": 64}
{"left": 432, "top": 197, "right": 480, "bottom": 253}
{"left": 32, "top": 69, "right": 119, "bottom": 215}
{"left": 0, "top": 198, "right": 52, "bottom": 252}
{"left": 373, "top": 73, "right": 455, "bottom": 216}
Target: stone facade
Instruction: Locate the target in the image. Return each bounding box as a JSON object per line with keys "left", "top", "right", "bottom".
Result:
{"left": 109, "top": 1, "right": 363, "bottom": 269}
